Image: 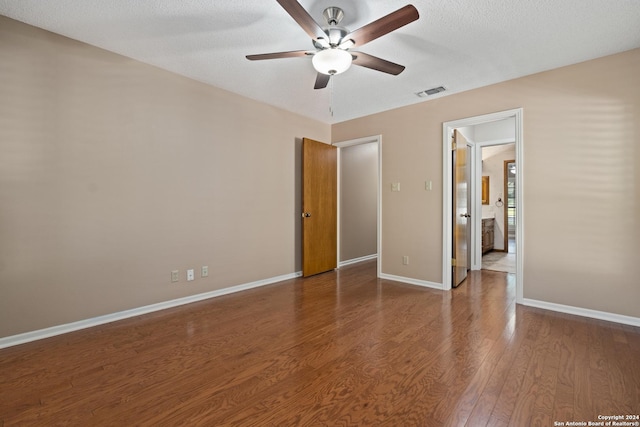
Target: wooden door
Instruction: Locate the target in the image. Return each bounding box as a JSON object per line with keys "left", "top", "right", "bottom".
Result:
{"left": 302, "top": 138, "right": 337, "bottom": 277}
{"left": 452, "top": 130, "right": 470, "bottom": 287}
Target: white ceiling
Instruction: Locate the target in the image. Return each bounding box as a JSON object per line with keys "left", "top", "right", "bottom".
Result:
{"left": 1, "top": 0, "right": 639, "bottom": 124}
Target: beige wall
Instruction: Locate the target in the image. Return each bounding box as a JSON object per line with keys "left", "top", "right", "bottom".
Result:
{"left": 2, "top": 15, "right": 639, "bottom": 340}
{"left": 0, "top": 16, "right": 330, "bottom": 337}
{"left": 333, "top": 48, "right": 640, "bottom": 319}
{"left": 340, "top": 142, "right": 378, "bottom": 262}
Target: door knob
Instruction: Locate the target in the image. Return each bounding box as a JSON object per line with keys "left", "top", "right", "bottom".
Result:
{"left": 302, "top": 212, "right": 311, "bottom": 218}
{"left": 460, "top": 213, "right": 471, "bottom": 218}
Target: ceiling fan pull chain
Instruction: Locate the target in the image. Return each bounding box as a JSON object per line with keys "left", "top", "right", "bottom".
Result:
{"left": 330, "top": 77, "right": 334, "bottom": 117}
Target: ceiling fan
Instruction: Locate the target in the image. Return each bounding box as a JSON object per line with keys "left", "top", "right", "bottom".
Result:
{"left": 246, "top": 0, "right": 419, "bottom": 89}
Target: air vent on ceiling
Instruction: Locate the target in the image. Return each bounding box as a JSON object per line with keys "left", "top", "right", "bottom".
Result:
{"left": 416, "top": 86, "right": 446, "bottom": 97}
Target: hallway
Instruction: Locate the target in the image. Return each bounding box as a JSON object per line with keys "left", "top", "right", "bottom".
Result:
{"left": 482, "top": 238, "right": 516, "bottom": 273}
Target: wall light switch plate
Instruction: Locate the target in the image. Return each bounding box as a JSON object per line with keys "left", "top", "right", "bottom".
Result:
{"left": 187, "top": 269, "right": 195, "bottom": 281}
{"left": 391, "top": 182, "right": 401, "bottom": 192}
{"left": 201, "top": 266, "right": 208, "bottom": 278}
{"left": 425, "top": 180, "right": 433, "bottom": 191}
{"left": 403, "top": 256, "right": 409, "bottom": 265}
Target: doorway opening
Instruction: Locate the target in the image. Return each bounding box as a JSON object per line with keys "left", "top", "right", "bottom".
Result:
{"left": 334, "top": 135, "right": 382, "bottom": 278}
{"left": 479, "top": 147, "right": 516, "bottom": 274}
{"left": 442, "top": 109, "right": 523, "bottom": 304}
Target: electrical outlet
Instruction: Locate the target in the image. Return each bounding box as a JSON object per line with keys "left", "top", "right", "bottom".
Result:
{"left": 391, "top": 182, "right": 401, "bottom": 192}
{"left": 403, "top": 256, "right": 409, "bottom": 265}
{"left": 187, "top": 269, "right": 195, "bottom": 281}
{"left": 171, "top": 270, "right": 179, "bottom": 283}
{"left": 201, "top": 266, "right": 208, "bottom": 278}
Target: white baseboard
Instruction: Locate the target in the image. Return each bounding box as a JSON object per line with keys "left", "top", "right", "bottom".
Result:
{"left": 339, "top": 254, "right": 378, "bottom": 268}
{"left": 379, "top": 273, "right": 443, "bottom": 290}
{"left": 7, "top": 272, "right": 636, "bottom": 350}
{"left": 522, "top": 298, "right": 640, "bottom": 327}
{"left": 0, "top": 271, "right": 303, "bottom": 349}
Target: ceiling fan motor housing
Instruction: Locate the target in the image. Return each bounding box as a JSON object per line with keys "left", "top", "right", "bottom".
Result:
{"left": 313, "top": 7, "right": 348, "bottom": 48}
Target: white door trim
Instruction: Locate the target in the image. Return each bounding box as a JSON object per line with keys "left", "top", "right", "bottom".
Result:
{"left": 334, "top": 135, "right": 382, "bottom": 278}
{"left": 442, "top": 109, "right": 524, "bottom": 304}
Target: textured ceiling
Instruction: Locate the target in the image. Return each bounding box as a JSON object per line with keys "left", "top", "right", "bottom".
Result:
{"left": 1, "top": 0, "right": 639, "bottom": 124}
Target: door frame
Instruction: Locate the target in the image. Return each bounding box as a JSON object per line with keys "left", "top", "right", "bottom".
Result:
{"left": 333, "top": 135, "right": 382, "bottom": 278}
{"left": 442, "top": 108, "right": 524, "bottom": 304}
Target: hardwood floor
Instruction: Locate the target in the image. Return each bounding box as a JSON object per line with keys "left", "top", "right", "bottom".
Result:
{"left": 1, "top": 260, "right": 639, "bottom": 426}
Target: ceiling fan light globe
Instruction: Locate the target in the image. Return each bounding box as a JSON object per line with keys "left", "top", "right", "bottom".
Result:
{"left": 312, "top": 48, "right": 352, "bottom": 75}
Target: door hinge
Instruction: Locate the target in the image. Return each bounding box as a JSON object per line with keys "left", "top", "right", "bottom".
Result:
{"left": 451, "top": 141, "right": 457, "bottom": 150}
{"left": 451, "top": 258, "right": 457, "bottom": 266}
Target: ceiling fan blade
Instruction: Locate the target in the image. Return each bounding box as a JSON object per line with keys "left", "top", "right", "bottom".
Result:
{"left": 342, "top": 5, "right": 419, "bottom": 47}
{"left": 276, "top": 0, "right": 327, "bottom": 40}
{"left": 314, "top": 73, "right": 331, "bottom": 90}
{"left": 246, "top": 50, "right": 312, "bottom": 60}
{"left": 352, "top": 52, "right": 406, "bottom": 75}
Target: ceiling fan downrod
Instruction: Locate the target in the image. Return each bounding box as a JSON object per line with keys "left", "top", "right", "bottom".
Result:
{"left": 323, "top": 7, "right": 344, "bottom": 26}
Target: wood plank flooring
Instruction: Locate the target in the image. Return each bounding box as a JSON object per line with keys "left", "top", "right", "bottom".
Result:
{"left": 1, "top": 260, "right": 639, "bottom": 426}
